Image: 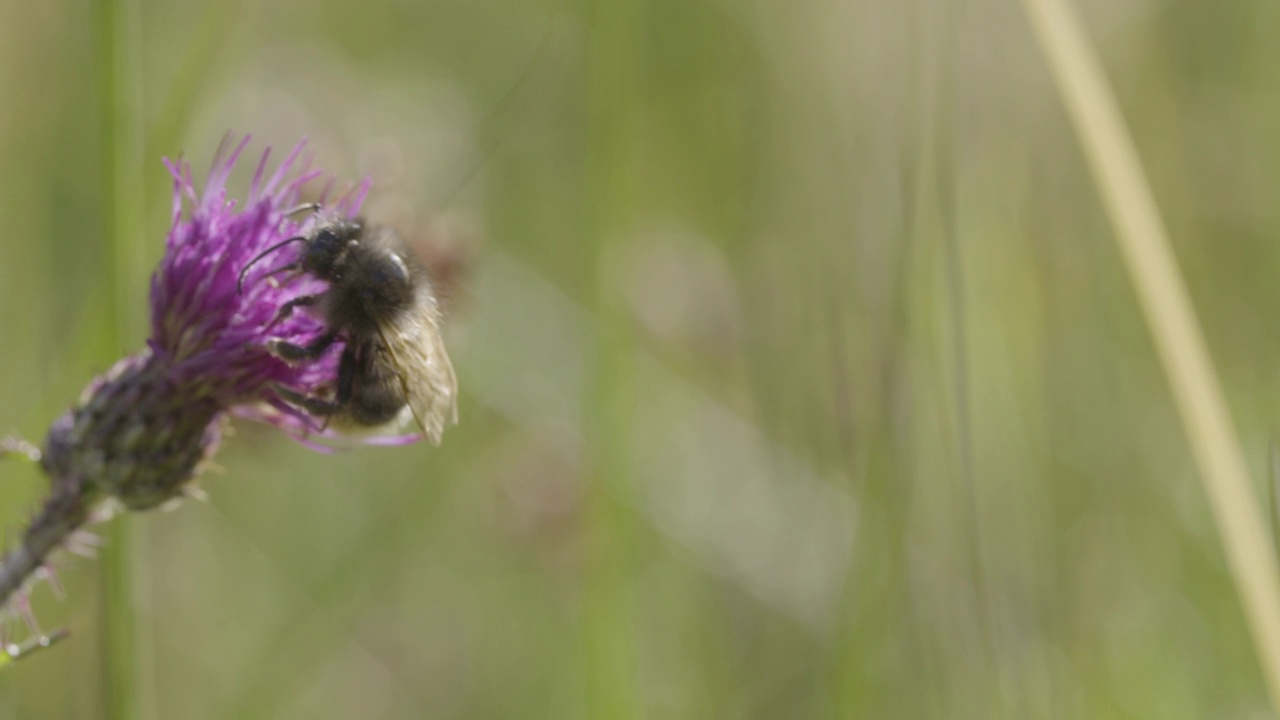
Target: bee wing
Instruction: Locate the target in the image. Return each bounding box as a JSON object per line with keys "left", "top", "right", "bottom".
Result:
{"left": 375, "top": 286, "right": 458, "bottom": 444}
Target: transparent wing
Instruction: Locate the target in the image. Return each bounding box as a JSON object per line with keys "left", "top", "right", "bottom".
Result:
{"left": 376, "top": 285, "right": 458, "bottom": 445}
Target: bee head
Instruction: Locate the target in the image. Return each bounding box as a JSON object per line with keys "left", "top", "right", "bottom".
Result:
{"left": 301, "top": 223, "right": 360, "bottom": 280}
{"left": 236, "top": 216, "right": 366, "bottom": 294}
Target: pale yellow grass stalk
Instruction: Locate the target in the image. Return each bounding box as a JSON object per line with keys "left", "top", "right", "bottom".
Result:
{"left": 1019, "top": 0, "right": 1280, "bottom": 708}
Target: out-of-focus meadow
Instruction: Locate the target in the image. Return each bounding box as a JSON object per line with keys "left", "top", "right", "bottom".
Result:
{"left": 1, "top": 0, "right": 1279, "bottom": 717}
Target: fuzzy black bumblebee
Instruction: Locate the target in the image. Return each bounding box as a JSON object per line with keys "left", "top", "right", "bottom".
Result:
{"left": 238, "top": 213, "right": 458, "bottom": 443}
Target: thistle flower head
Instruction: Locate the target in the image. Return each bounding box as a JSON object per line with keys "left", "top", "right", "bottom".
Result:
{"left": 38, "top": 135, "right": 374, "bottom": 515}
{"left": 152, "top": 135, "right": 369, "bottom": 439}
{"left": 0, "top": 135, "right": 451, "bottom": 641}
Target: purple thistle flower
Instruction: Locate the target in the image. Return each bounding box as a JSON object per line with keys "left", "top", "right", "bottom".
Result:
{"left": 0, "top": 135, "right": 431, "bottom": 622}
{"left": 149, "top": 134, "right": 360, "bottom": 442}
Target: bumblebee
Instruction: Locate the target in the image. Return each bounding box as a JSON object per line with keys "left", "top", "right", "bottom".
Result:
{"left": 238, "top": 214, "right": 458, "bottom": 443}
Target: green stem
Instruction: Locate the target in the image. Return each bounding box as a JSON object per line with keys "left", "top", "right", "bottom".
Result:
{"left": 96, "top": 0, "right": 147, "bottom": 716}
{"left": 582, "top": 0, "right": 643, "bottom": 717}
{"left": 100, "top": 522, "right": 139, "bottom": 720}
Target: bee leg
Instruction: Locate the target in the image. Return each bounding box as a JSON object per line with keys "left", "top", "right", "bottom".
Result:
{"left": 320, "top": 348, "right": 358, "bottom": 432}
{"left": 267, "top": 330, "right": 339, "bottom": 362}
{"left": 262, "top": 263, "right": 302, "bottom": 290}
{"left": 275, "top": 385, "right": 342, "bottom": 418}
{"left": 238, "top": 256, "right": 300, "bottom": 293}
{"left": 274, "top": 346, "right": 357, "bottom": 429}
{"left": 267, "top": 294, "right": 323, "bottom": 329}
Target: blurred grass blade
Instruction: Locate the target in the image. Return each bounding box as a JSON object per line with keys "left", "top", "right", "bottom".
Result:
{"left": 1019, "top": 0, "right": 1280, "bottom": 708}
{"left": 97, "top": 0, "right": 147, "bottom": 715}
{"left": 147, "top": 0, "right": 244, "bottom": 166}
{"left": 582, "top": 0, "right": 643, "bottom": 714}
{"left": 1270, "top": 442, "right": 1280, "bottom": 562}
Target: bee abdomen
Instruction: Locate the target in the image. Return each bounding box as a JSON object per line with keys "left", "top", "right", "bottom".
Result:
{"left": 346, "top": 380, "right": 407, "bottom": 426}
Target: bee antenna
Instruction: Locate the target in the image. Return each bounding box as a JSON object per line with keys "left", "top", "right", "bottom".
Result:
{"left": 238, "top": 236, "right": 308, "bottom": 294}
{"left": 280, "top": 202, "right": 322, "bottom": 219}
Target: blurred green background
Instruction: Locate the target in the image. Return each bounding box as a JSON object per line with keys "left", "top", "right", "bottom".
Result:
{"left": 1, "top": 0, "right": 1279, "bottom": 717}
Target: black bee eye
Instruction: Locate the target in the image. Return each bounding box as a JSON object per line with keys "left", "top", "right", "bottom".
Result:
{"left": 387, "top": 253, "right": 409, "bottom": 282}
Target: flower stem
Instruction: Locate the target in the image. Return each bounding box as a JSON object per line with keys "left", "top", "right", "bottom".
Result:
{"left": 0, "top": 480, "right": 92, "bottom": 606}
